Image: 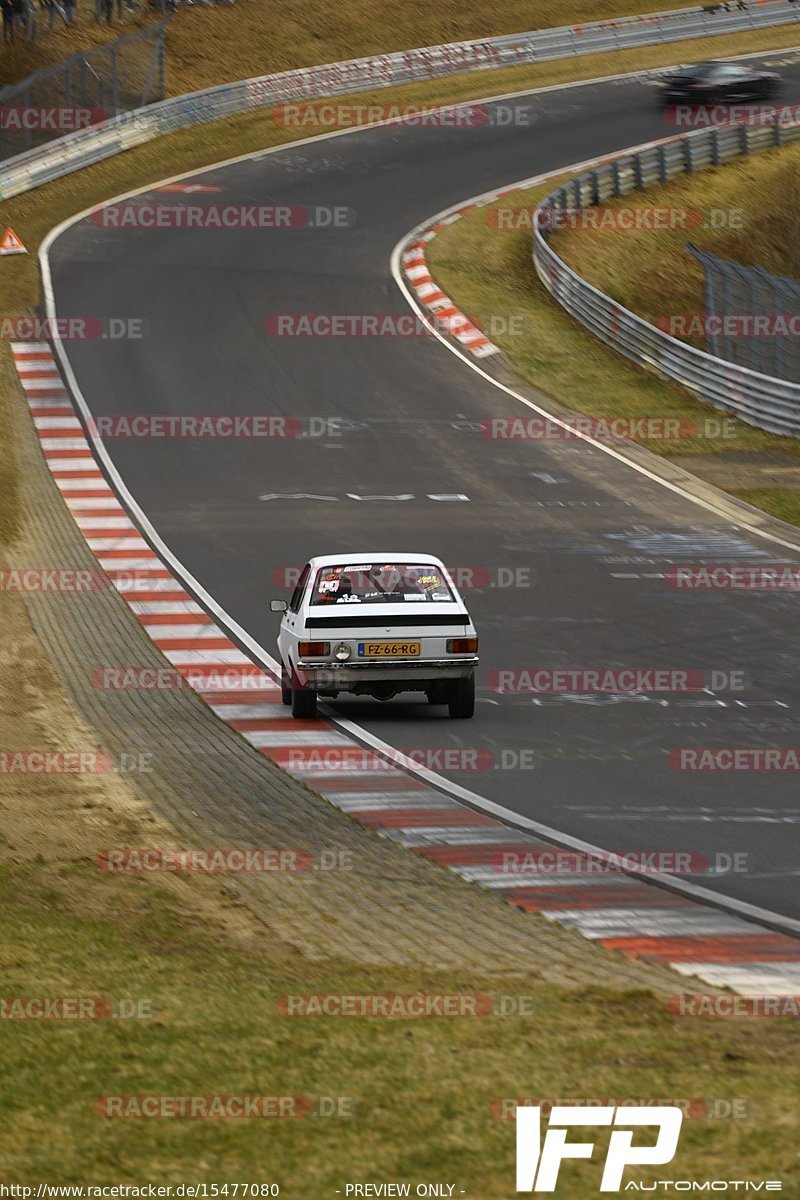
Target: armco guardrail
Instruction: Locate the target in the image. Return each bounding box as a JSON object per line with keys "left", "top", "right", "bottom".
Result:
{"left": 1, "top": 0, "right": 799, "bottom": 200}
{"left": 533, "top": 120, "right": 800, "bottom": 437}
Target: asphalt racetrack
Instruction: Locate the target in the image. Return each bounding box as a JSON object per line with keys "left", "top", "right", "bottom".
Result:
{"left": 48, "top": 52, "right": 800, "bottom": 921}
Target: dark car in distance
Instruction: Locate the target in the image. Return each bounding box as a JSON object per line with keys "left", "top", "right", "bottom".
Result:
{"left": 659, "top": 60, "right": 780, "bottom": 105}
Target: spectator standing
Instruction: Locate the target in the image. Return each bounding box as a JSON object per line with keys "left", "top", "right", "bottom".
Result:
{"left": 11, "top": 0, "right": 25, "bottom": 38}
{"left": 46, "top": 0, "right": 71, "bottom": 27}
{"left": 2, "top": 0, "right": 14, "bottom": 42}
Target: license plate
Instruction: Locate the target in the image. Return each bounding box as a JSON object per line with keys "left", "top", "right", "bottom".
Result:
{"left": 358, "top": 641, "right": 421, "bottom": 658}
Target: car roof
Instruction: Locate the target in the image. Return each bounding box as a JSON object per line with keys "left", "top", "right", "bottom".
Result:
{"left": 306, "top": 552, "right": 446, "bottom": 567}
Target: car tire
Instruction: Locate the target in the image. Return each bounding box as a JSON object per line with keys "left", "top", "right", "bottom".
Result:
{"left": 291, "top": 683, "right": 317, "bottom": 719}
{"left": 448, "top": 675, "right": 475, "bottom": 719}
{"left": 280, "top": 664, "right": 292, "bottom": 706}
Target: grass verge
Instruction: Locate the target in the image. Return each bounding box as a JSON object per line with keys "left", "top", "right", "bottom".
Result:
{"left": 1, "top": 854, "right": 799, "bottom": 1186}
{"left": 426, "top": 139, "right": 800, "bottom": 527}
{"left": 1, "top": 502, "right": 795, "bottom": 1187}
{"left": 553, "top": 142, "right": 800, "bottom": 335}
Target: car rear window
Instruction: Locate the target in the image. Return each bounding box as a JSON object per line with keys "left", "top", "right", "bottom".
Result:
{"left": 310, "top": 563, "right": 454, "bottom": 606}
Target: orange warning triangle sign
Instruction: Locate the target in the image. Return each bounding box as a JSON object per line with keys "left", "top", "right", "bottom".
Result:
{"left": 0, "top": 228, "right": 27, "bottom": 256}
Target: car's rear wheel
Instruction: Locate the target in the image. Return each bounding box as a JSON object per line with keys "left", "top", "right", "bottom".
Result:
{"left": 291, "top": 682, "right": 317, "bottom": 719}
{"left": 448, "top": 675, "right": 475, "bottom": 719}
{"left": 280, "top": 663, "right": 292, "bottom": 706}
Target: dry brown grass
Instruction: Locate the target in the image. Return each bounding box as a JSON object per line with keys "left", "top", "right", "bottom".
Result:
{"left": 428, "top": 136, "right": 800, "bottom": 525}
{"left": 554, "top": 141, "right": 800, "bottom": 333}
{"left": 1, "top": 0, "right": 727, "bottom": 94}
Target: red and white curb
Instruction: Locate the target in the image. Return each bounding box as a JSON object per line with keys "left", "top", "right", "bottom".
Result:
{"left": 402, "top": 212, "right": 499, "bottom": 359}
{"left": 15, "top": 339, "right": 800, "bottom": 1000}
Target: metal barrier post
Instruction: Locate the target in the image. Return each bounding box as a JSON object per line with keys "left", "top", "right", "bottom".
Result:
{"left": 110, "top": 46, "right": 119, "bottom": 115}
{"left": 23, "top": 81, "right": 33, "bottom": 153}
{"left": 634, "top": 151, "right": 644, "bottom": 189}
{"left": 157, "top": 24, "right": 166, "bottom": 100}
{"left": 657, "top": 144, "right": 667, "bottom": 182}
{"left": 711, "top": 128, "right": 720, "bottom": 166}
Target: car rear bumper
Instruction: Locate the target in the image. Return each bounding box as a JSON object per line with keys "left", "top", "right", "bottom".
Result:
{"left": 297, "top": 657, "right": 478, "bottom": 687}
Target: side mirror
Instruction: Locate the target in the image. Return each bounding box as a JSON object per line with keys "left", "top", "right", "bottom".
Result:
{"left": 270, "top": 599, "right": 288, "bottom": 613}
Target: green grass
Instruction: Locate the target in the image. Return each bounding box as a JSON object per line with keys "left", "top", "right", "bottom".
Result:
{"left": 1, "top": 860, "right": 798, "bottom": 1187}
{"left": 732, "top": 488, "right": 800, "bottom": 526}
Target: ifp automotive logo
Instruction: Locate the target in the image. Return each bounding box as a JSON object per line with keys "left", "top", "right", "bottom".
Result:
{"left": 514, "top": 1105, "right": 783, "bottom": 1192}
{"left": 516, "top": 1105, "right": 682, "bottom": 1192}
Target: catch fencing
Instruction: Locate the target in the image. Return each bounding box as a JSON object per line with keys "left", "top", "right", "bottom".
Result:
{"left": 0, "top": 21, "right": 169, "bottom": 161}
{"left": 687, "top": 243, "right": 800, "bottom": 384}
{"left": 1, "top": 0, "right": 800, "bottom": 199}
{"left": 533, "top": 121, "right": 800, "bottom": 436}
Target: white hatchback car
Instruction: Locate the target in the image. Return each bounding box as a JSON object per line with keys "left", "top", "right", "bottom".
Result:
{"left": 270, "top": 554, "right": 479, "bottom": 719}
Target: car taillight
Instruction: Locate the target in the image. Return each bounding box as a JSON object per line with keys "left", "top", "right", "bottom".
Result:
{"left": 447, "top": 637, "right": 478, "bottom": 653}
{"left": 299, "top": 641, "right": 330, "bottom": 657}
